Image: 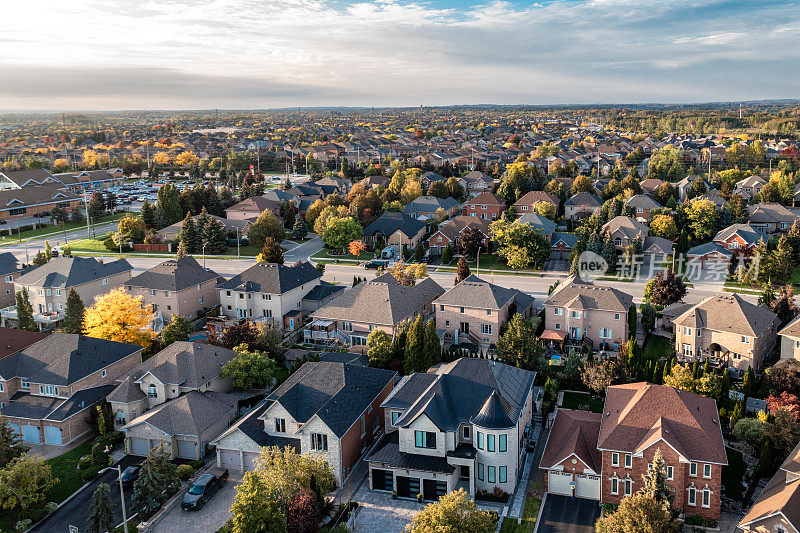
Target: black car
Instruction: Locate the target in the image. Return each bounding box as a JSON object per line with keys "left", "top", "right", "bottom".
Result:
{"left": 119, "top": 465, "right": 140, "bottom": 488}
{"left": 181, "top": 468, "right": 228, "bottom": 511}
{"left": 364, "top": 259, "right": 388, "bottom": 269}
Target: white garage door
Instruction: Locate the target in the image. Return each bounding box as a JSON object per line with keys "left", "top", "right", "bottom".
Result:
{"left": 21, "top": 425, "right": 40, "bottom": 443}
{"left": 44, "top": 426, "right": 63, "bottom": 445}
{"left": 575, "top": 474, "right": 601, "bottom": 500}
{"left": 129, "top": 437, "right": 149, "bottom": 456}
{"left": 219, "top": 449, "right": 243, "bottom": 471}
{"left": 548, "top": 471, "right": 573, "bottom": 496}
{"left": 243, "top": 451, "right": 260, "bottom": 471}
{"left": 176, "top": 439, "right": 197, "bottom": 460}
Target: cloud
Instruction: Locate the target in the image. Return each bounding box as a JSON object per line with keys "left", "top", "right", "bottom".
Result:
{"left": 0, "top": 0, "right": 798, "bottom": 109}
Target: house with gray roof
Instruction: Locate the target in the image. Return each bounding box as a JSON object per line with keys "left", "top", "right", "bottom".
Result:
{"left": 366, "top": 358, "right": 536, "bottom": 500}
{"left": 402, "top": 196, "right": 460, "bottom": 220}
{"left": 0, "top": 333, "right": 143, "bottom": 446}
{"left": 214, "top": 360, "right": 396, "bottom": 484}
{"left": 518, "top": 212, "right": 556, "bottom": 241}
{"left": 306, "top": 273, "right": 443, "bottom": 350}
{"left": 564, "top": 192, "right": 602, "bottom": 220}
{"left": 434, "top": 275, "right": 534, "bottom": 350}
{"left": 362, "top": 212, "right": 427, "bottom": 252}
{"left": 0, "top": 251, "right": 31, "bottom": 308}
{"left": 748, "top": 203, "right": 796, "bottom": 234}
{"left": 625, "top": 194, "right": 660, "bottom": 221}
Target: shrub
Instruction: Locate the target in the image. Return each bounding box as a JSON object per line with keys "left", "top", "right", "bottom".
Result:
{"left": 81, "top": 465, "right": 101, "bottom": 481}
{"left": 78, "top": 457, "right": 93, "bottom": 471}
{"left": 475, "top": 487, "right": 509, "bottom": 503}
{"left": 176, "top": 464, "right": 194, "bottom": 481}
{"left": 189, "top": 460, "right": 206, "bottom": 470}
{"left": 44, "top": 502, "right": 58, "bottom": 513}
{"left": 110, "top": 430, "right": 125, "bottom": 444}
{"left": 16, "top": 519, "right": 33, "bottom": 531}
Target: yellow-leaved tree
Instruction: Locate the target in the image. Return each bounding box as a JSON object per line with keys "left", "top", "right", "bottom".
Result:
{"left": 83, "top": 288, "right": 155, "bottom": 348}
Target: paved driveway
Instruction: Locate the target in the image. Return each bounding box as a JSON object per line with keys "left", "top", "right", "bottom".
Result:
{"left": 149, "top": 473, "right": 241, "bottom": 533}
{"left": 535, "top": 494, "right": 600, "bottom": 533}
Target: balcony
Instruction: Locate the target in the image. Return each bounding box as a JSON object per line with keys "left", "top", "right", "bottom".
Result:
{"left": 0, "top": 305, "right": 64, "bottom": 328}
{"left": 303, "top": 320, "right": 349, "bottom": 346}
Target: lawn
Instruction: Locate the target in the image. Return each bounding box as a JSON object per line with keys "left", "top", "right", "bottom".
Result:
{"left": 0, "top": 213, "right": 126, "bottom": 244}
{"left": 561, "top": 391, "right": 604, "bottom": 413}
{"left": 466, "top": 253, "right": 539, "bottom": 273}
{"left": 722, "top": 446, "right": 746, "bottom": 501}
{"left": 500, "top": 494, "right": 542, "bottom": 533}
{"left": 643, "top": 335, "right": 675, "bottom": 363}
{"left": 68, "top": 235, "right": 259, "bottom": 257}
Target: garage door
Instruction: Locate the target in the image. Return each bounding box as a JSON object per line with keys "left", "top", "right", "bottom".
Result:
{"left": 372, "top": 468, "right": 393, "bottom": 491}
{"left": 151, "top": 439, "right": 170, "bottom": 454}
{"left": 548, "top": 471, "right": 573, "bottom": 496}
{"left": 44, "top": 426, "right": 63, "bottom": 445}
{"left": 219, "top": 449, "right": 243, "bottom": 471}
{"left": 129, "top": 437, "right": 149, "bottom": 456}
{"left": 575, "top": 474, "right": 601, "bottom": 500}
{"left": 21, "top": 425, "right": 40, "bottom": 443}
{"left": 176, "top": 439, "right": 197, "bottom": 460}
{"left": 243, "top": 451, "right": 259, "bottom": 471}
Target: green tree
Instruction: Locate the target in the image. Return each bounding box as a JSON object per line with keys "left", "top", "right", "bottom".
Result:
{"left": 686, "top": 199, "right": 719, "bottom": 243}
{"left": 201, "top": 216, "right": 228, "bottom": 255}
{"left": 455, "top": 257, "right": 471, "bottom": 284}
{"left": 248, "top": 211, "right": 286, "bottom": 250}
{"left": 161, "top": 315, "right": 193, "bottom": 345}
{"left": 404, "top": 488, "right": 496, "bottom": 533}
{"left": 640, "top": 303, "right": 656, "bottom": 334}
{"left": 595, "top": 491, "right": 679, "bottom": 533}
{"left": 367, "top": 329, "right": 392, "bottom": 368}
{"left": 641, "top": 449, "right": 675, "bottom": 507}
{"left": 292, "top": 218, "right": 308, "bottom": 240}
{"left": 15, "top": 287, "right": 35, "bottom": 331}
{"left": 742, "top": 366, "right": 756, "bottom": 396}
{"left": 229, "top": 471, "right": 285, "bottom": 533}
{"left": 32, "top": 250, "right": 48, "bottom": 266}
{"left": 424, "top": 318, "right": 440, "bottom": 369}
{"left": 321, "top": 217, "right": 362, "bottom": 252}
{"left": 497, "top": 314, "right": 543, "bottom": 371}
{"left": 179, "top": 212, "right": 200, "bottom": 254}
{"left": 86, "top": 483, "right": 115, "bottom": 533}
{"left": 61, "top": 287, "right": 85, "bottom": 334}
{"left": 141, "top": 200, "right": 156, "bottom": 227}
{"left": 132, "top": 445, "right": 180, "bottom": 516}
{"left": 490, "top": 218, "right": 549, "bottom": 269}
{"left": 0, "top": 453, "right": 57, "bottom": 522}
{"left": 256, "top": 237, "right": 285, "bottom": 264}
{"left": 221, "top": 344, "right": 280, "bottom": 390}
{"left": 404, "top": 314, "right": 426, "bottom": 374}
{"left": 0, "top": 420, "right": 26, "bottom": 469}
{"left": 664, "top": 364, "right": 696, "bottom": 393}
{"left": 157, "top": 183, "right": 183, "bottom": 226}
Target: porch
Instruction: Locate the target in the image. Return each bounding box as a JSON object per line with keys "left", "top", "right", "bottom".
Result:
{"left": 303, "top": 319, "right": 349, "bottom": 346}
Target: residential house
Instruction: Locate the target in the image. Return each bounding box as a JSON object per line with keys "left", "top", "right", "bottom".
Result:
{"left": 0, "top": 169, "right": 82, "bottom": 220}
{"left": 673, "top": 293, "right": 779, "bottom": 374}
{"left": 124, "top": 256, "right": 221, "bottom": 323}
{"left": 434, "top": 275, "right": 534, "bottom": 350}
{"left": 217, "top": 261, "right": 322, "bottom": 328}
{"left": 157, "top": 214, "right": 251, "bottom": 242}
{"left": 564, "top": 192, "right": 602, "bottom": 220}
{"left": 625, "top": 194, "right": 661, "bottom": 221}
{"left": 460, "top": 170, "right": 494, "bottom": 197}
{"left": 513, "top": 191, "right": 559, "bottom": 215}
{"left": 675, "top": 176, "right": 711, "bottom": 202}
{"left": 687, "top": 223, "right": 766, "bottom": 267}
{"left": 541, "top": 383, "right": 727, "bottom": 520}
{"left": 0, "top": 333, "right": 143, "bottom": 445}
{"left": 518, "top": 213, "right": 556, "bottom": 242}
{"left": 738, "top": 440, "right": 800, "bottom": 533}
{"left": 305, "top": 273, "right": 443, "bottom": 350}
{"left": 213, "top": 360, "right": 396, "bottom": 485}
{"left": 316, "top": 176, "right": 352, "bottom": 196}
{"left": 460, "top": 193, "right": 506, "bottom": 221}
{"left": 640, "top": 178, "right": 665, "bottom": 196}
{"left": 111, "top": 342, "right": 239, "bottom": 460}
{"left": 420, "top": 171, "right": 447, "bottom": 189}
{"left": 748, "top": 203, "right": 796, "bottom": 234}
{"left": 734, "top": 175, "right": 766, "bottom": 202}
{"left": 427, "top": 216, "right": 490, "bottom": 256}
{"left": 601, "top": 216, "right": 649, "bottom": 251}
{"left": 366, "top": 358, "right": 536, "bottom": 500}
{"left": 0, "top": 252, "right": 30, "bottom": 308}
{"left": 362, "top": 212, "right": 427, "bottom": 252}
{"left": 550, "top": 233, "right": 579, "bottom": 259}
{"left": 3, "top": 256, "right": 132, "bottom": 329}
{"left": 543, "top": 276, "right": 633, "bottom": 350}
{"left": 402, "top": 196, "right": 460, "bottom": 220}
{"left": 777, "top": 315, "right": 800, "bottom": 362}
{"left": 0, "top": 327, "right": 47, "bottom": 362}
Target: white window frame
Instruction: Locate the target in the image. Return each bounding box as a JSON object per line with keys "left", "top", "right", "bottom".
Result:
{"left": 610, "top": 476, "right": 618, "bottom": 495}
{"left": 702, "top": 487, "right": 711, "bottom": 508}
{"left": 690, "top": 462, "right": 697, "bottom": 477}
{"left": 688, "top": 486, "right": 696, "bottom": 506}
{"left": 703, "top": 464, "right": 711, "bottom": 478}
{"left": 554, "top": 307, "right": 562, "bottom": 316}
{"left": 611, "top": 452, "right": 619, "bottom": 467}
{"left": 624, "top": 454, "right": 632, "bottom": 468}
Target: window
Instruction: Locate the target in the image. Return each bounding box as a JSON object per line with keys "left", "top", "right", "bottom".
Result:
{"left": 702, "top": 488, "right": 710, "bottom": 507}
{"left": 0, "top": 382, "right": 3, "bottom": 392}
{"left": 624, "top": 454, "right": 632, "bottom": 468}
{"left": 477, "top": 431, "right": 484, "bottom": 450}
{"left": 487, "top": 434, "right": 495, "bottom": 452}
{"left": 599, "top": 328, "right": 612, "bottom": 339}
{"left": 40, "top": 385, "right": 59, "bottom": 396}
{"left": 351, "top": 336, "right": 367, "bottom": 346}
{"left": 624, "top": 478, "right": 632, "bottom": 496}
{"left": 391, "top": 412, "right": 400, "bottom": 426}
{"left": 150, "top": 289, "right": 156, "bottom": 296}
{"left": 571, "top": 310, "right": 580, "bottom": 318}
{"left": 341, "top": 322, "right": 353, "bottom": 332}
{"left": 487, "top": 466, "right": 496, "bottom": 483}
{"left": 499, "top": 434, "right": 507, "bottom": 452}
{"left": 165, "top": 291, "right": 171, "bottom": 298}
{"left": 690, "top": 462, "right": 697, "bottom": 477}
{"left": 197, "top": 284, "right": 203, "bottom": 291}
{"left": 4, "top": 275, "right": 11, "bottom": 283}
{"left": 37, "top": 289, "right": 43, "bottom": 295}
{"left": 226, "top": 290, "right": 231, "bottom": 296}
{"left": 21, "top": 380, "right": 29, "bottom": 389}
{"left": 199, "top": 297, "right": 204, "bottom": 304}
{"left": 440, "top": 305, "right": 444, "bottom": 311}
{"left": 275, "top": 418, "right": 285, "bottom": 433}
{"left": 499, "top": 466, "right": 507, "bottom": 483}
{"left": 741, "top": 335, "right": 750, "bottom": 344}
{"left": 148, "top": 384, "right": 157, "bottom": 398}
{"left": 460, "top": 307, "right": 464, "bottom": 313}
{"left": 414, "top": 431, "right": 436, "bottom": 449}
{"left": 101, "top": 369, "right": 107, "bottom": 378}
{"left": 478, "top": 462, "right": 484, "bottom": 481}
{"left": 486, "top": 310, "right": 492, "bottom": 316}
{"left": 703, "top": 464, "right": 711, "bottom": 478}
{"left": 56, "top": 289, "right": 61, "bottom": 296}
{"left": 311, "top": 433, "right": 328, "bottom": 451}
{"left": 46, "top": 289, "right": 51, "bottom": 296}
{"left": 667, "top": 466, "right": 673, "bottom": 480}
{"left": 614, "top": 313, "right": 620, "bottom": 320}
{"left": 688, "top": 486, "right": 696, "bottom": 505}
{"left": 554, "top": 308, "right": 562, "bottom": 316}
{"left": 684, "top": 327, "right": 692, "bottom": 336}
{"left": 611, "top": 452, "right": 619, "bottom": 467}
{"left": 463, "top": 426, "right": 471, "bottom": 440}
{"left": 262, "top": 309, "right": 273, "bottom": 318}
{"left": 481, "top": 324, "right": 492, "bottom": 335}
{"left": 102, "top": 278, "right": 108, "bottom": 285}
{"left": 697, "top": 328, "right": 702, "bottom": 337}
{"left": 262, "top": 294, "right": 272, "bottom": 300}
{"left": 611, "top": 476, "right": 618, "bottom": 495}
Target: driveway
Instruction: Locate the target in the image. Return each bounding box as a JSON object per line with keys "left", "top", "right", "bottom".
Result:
{"left": 284, "top": 235, "right": 323, "bottom": 263}
{"left": 32, "top": 455, "right": 141, "bottom": 533}
{"left": 544, "top": 257, "right": 569, "bottom": 272}
{"left": 535, "top": 494, "right": 600, "bottom": 533}
{"left": 148, "top": 473, "right": 241, "bottom": 533}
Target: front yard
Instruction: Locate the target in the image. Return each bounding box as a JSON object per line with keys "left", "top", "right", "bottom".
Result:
{"left": 500, "top": 494, "right": 542, "bottom": 533}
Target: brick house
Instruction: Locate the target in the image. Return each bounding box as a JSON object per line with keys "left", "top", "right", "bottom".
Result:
{"left": 601, "top": 216, "right": 649, "bottom": 251}
{"left": 362, "top": 212, "right": 427, "bottom": 252}
{"left": 513, "top": 191, "right": 559, "bottom": 215}
{"left": 427, "top": 216, "right": 490, "bottom": 256}
{"left": 460, "top": 170, "right": 494, "bottom": 197}
{"left": 125, "top": 256, "right": 221, "bottom": 323}
{"left": 402, "top": 196, "right": 460, "bottom": 220}
{"left": 625, "top": 194, "right": 660, "bottom": 221}
{"left": 733, "top": 175, "right": 766, "bottom": 202}
{"left": 434, "top": 275, "right": 534, "bottom": 351}
{"left": 738, "top": 440, "right": 800, "bottom": 532}
{"left": 366, "top": 358, "right": 536, "bottom": 501}
{"left": 564, "top": 192, "right": 602, "bottom": 220}
{"left": 460, "top": 192, "right": 506, "bottom": 221}
{"left": 0, "top": 252, "right": 31, "bottom": 308}
{"left": 673, "top": 293, "right": 779, "bottom": 375}
{"left": 0, "top": 333, "right": 143, "bottom": 445}
{"left": 540, "top": 383, "right": 727, "bottom": 521}
{"left": 213, "top": 360, "right": 396, "bottom": 486}
{"left": 687, "top": 224, "right": 765, "bottom": 267}
{"left": 0, "top": 169, "right": 82, "bottom": 221}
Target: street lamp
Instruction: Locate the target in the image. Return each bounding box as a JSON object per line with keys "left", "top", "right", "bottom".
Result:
{"left": 100, "top": 465, "right": 129, "bottom": 533}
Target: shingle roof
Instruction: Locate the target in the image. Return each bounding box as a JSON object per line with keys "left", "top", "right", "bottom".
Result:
{"left": 1, "top": 391, "right": 62, "bottom": 419}
{"left": 16, "top": 256, "right": 132, "bottom": 288}
{"left": 514, "top": 191, "right": 559, "bottom": 207}
{"left": 565, "top": 192, "right": 602, "bottom": 207}
{"left": 597, "top": 383, "right": 727, "bottom": 464}
{"left": 539, "top": 409, "right": 602, "bottom": 473}
{"left": 0, "top": 333, "right": 141, "bottom": 385}
{"left": 748, "top": 202, "right": 796, "bottom": 223}
{"left": 780, "top": 314, "right": 800, "bottom": 340}
{"left": 218, "top": 261, "right": 321, "bottom": 294}
{"left": 124, "top": 390, "right": 236, "bottom": 437}
{"left": 119, "top": 341, "right": 236, "bottom": 390}
{"left": 625, "top": 194, "right": 660, "bottom": 209}
{"left": 301, "top": 282, "right": 345, "bottom": 302}
{"left": 434, "top": 275, "right": 529, "bottom": 311}
{"left": 366, "top": 431, "right": 455, "bottom": 473}
{"left": 266, "top": 361, "right": 396, "bottom": 437}
{"left": 713, "top": 223, "right": 766, "bottom": 247}
{"left": 686, "top": 242, "right": 733, "bottom": 258}
{"left": 46, "top": 384, "right": 116, "bottom": 421}
{"left": 107, "top": 375, "right": 146, "bottom": 403}
{"left": 0, "top": 327, "right": 47, "bottom": 361}
{"left": 212, "top": 399, "right": 300, "bottom": 450}
{"left": 126, "top": 256, "right": 219, "bottom": 292}
{"left": 362, "top": 212, "right": 427, "bottom": 239}
{"left": 518, "top": 213, "right": 556, "bottom": 237}
{"left": 470, "top": 390, "right": 515, "bottom": 429}
{"left": 739, "top": 467, "right": 800, "bottom": 529}
{"left": 312, "top": 274, "right": 443, "bottom": 326}
{"left": 546, "top": 276, "right": 633, "bottom": 313}
{"left": 464, "top": 192, "right": 505, "bottom": 206}
{"left": 0, "top": 252, "right": 23, "bottom": 277}
{"left": 673, "top": 293, "right": 778, "bottom": 337}
{"left": 602, "top": 216, "right": 649, "bottom": 241}
{"left": 402, "top": 196, "right": 460, "bottom": 215}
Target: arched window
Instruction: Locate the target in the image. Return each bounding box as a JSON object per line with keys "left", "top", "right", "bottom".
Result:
{"left": 116, "top": 409, "right": 126, "bottom": 425}
{"left": 148, "top": 384, "right": 157, "bottom": 398}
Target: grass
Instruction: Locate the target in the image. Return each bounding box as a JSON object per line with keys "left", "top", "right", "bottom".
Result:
{"left": 466, "top": 253, "right": 539, "bottom": 273}
{"left": 643, "top": 335, "right": 675, "bottom": 362}
{"left": 45, "top": 438, "right": 96, "bottom": 503}
{"left": 722, "top": 446, "right": 746, "bottom": 501}
{"left": 561, "top": 390, "right": 604, "bottom": 413}
{"left": 67, "top": 235, "right": 259, "bottom": 257}
{"left": 0, "top": 213, "right": 126, "bottom": 244}
{"left": 499, "top": 494, "right": 542, "bottom": 533}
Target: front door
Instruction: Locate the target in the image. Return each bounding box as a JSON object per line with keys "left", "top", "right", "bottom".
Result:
{"left": 460, "top": 322, "right": 469, "bottom": 334}
{"left": 460, "top": 465, "right": 470, "bottom": 482}
{"left": 238, "top": 308, "right": 247, "bottom": 318}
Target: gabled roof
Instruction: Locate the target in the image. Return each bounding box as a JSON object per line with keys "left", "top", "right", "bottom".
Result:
{"left": 0, "top": 327, "right": 47, "bottom": 361}
{"left": 518, "top": 212, "right": 556, "bottom": 237}
{"left": 211, "top": 399, "right": 300, "bottom": 450}
{"left": 434, "top": 274, "right": 531, "bottom": 311}
{"left": 126, "top": 256, "right": 219, "bottom": 292}
{"left": 218, "top": 261, "right": 321, "bottom": 294}
{"left": 713, "top": 223, "right": 765, "bottom": 247}
{"left": 118, "top": 341, "right": 236, "bottom": 390}
{"left": 748, "top": 203, "right": 796, "bottom": 224}
{"left": 464, "top": 192, "right": 505, "bottom": 206}
{"left": 673, "top": 293, "right": 778, "bottom": 337}
{"left": 780, "top": 314, "right": 800, "bottom": 340}
{"left": 0, "top": 252, "right": 25, "bottom": 277}
{"left": 266, "top": 361, "right": 396, "bottom": 437}
{"left": 739, "top": 440, "right": 800, "bottom": 529}
{"left": 514, "top": 191, "right": 559, "bottom": 207}
{"left": 402, "top": 196, "right": 460, "bottom": 214}
{"left": 16, "top": 256, "right": 132, "bottom": 288}
{"left": 539, "top": 408, "right": 601, "bottom": 473}
{"left": 565, "top": 192, "right": 602, "bottom": 207}
{"left": 602, "top": 216, "right": 649, "bottom": 241}
{"left": 107, "top": 375, "right": 146, "bottom": 403}
{"left": 362, "top": 212, "right": 427, "bottom": 238}
{"left": 123, "top": 390, "right": 237, "bottom": 437}
{"left": 598, "top": 383, "right": 727, "bottom": 464}
{"left": 625, "top": 194, "right": 660, "bottom": 210}
{"left": 461, "top": 170, "right": 493, "bottom": 185}
{"left": 546, "top": 276, "right": 633, "bottom": 313}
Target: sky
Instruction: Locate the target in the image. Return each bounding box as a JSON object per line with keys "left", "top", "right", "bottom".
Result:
{"left": 1, "top": 0, "right": 799, "bottom": 110}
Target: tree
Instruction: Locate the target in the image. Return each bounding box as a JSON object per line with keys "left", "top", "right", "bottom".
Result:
{"left": 490, "top": 218, "right": 550, "bottom": 269}
{"left": 0, "top": 453, "right": 57, "bottom": 522}
{"left": 348, "top": 240, "right": 366, "bottom": 257}
{"left": 581, "top": 360, "right": 617, "bottom": 396}
{"left": 161, "top": 315, "right": 193, "bottom": 345}
{"left": 179, "top": 212, "right": 200, "bottom": 253}
{"left": 686, "top": 199, "right": 719, "bottom": 242}
{"left": 89, "top": 191, "right": 106, "bottom": 221}
{"left": 61, "top": 288, "right": 85, "bottom": 334}
{"left": 117, "top": 215, "right": 146, "bottom": 244}
{"left": 404, "top": 488, "right": 496, "bottom": 533}
{"left": 86, "top": 483, "right": 115, "bottom": 533}
{"left": 141, "top": 200, "right": 156, "bottom": 227}
{"left": 563, "top": 349, "right": 583, "bottom": 386}
{"left": 292, "top": 218, "right": 308, "bottom": 240}
{"left": 286, "top": 487, "right": 320, "bottom": 533}
{"left": 84, "top": 288, "right": 155, "bottom": 348}
{"left": 424, "top": 318, "right": 441, "bottom": 369}
{"left": 640, "top": 303, "right": 656, "bottom": 334}
{"left": 641, "top": 449, "right": 675, "bottom": 507}
{"left": 664, "top": 364, "right": 696, "bottom": 392}
{"left": 156, "top": 183, "right": 182, "bottom": 226}
{"left": 0, "top": 420, "right": 26, "bottom": 469}
{"left": 50, "top": 205, "right": 68, "bottom": 226}
{"left": 455, "top": 257, "right": 471, "bottom": 284}
{"left": 132, "top": 445, "right": 180, "bottom": 516}
{"left": 32, "top": 250, "right": 48, "bottom": 266}
{"left": 222, "top": 344, "right": 280, "bottom": 390}
{"left": 220, "top": 321, "right": 261, "bottom": 349}
{"left": 248, "top": 211, "right": 285, "bottom": 250}
{"left": 595, "top": 491, "right": 679, "bottom": 533}
{"left": 367, "top": 329, "right": 392, "bottom": 368}
{"left": 771, "top": 285, "right": 798, "bottom": 326}
{"left": 628, "top": 304, "right": 638, "bottom": 340}
{"left": 201, "top": 216, "right": 228, "bottom": 254}
{"left": 649, "top": 269, "right": 687, "bottom": 306}
{"left": 459, "top": 226, "right": 484, "bottom": 257}
{"left": 743, "top": 366, "right": 756, "bottom": 396}
{"left": 497, "top": 314, "right": 543, "bottom": 371}
{"left": 732, "top": 418, "right": 766, "bottom": 447}
{"left": 15, "top": 287, "right": 35, "bottom": 332}
{"left": 649, "top": 215, "right": 678, "bottom": 240}
{"left": 321, "top": 217, "right": 362, "bottom": 252}
{"left": 257, "top": 237, "right": 285, "bottom": 264}
{"left": 404, "top": 314, "right": 427, "bottom": 374}
{"left": 228, "top": 471, "right": 285, "bottom": 533}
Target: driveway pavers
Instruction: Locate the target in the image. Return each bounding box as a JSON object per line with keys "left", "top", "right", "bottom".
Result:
{"left": 149, "top": 473, "right": 241, "bottom": 533}
{"left": 535, "top": 494, "right": 600, "bottom": 533}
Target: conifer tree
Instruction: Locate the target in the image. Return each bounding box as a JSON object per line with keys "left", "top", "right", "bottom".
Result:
{"left": 15, "top": 287, "right": 35, "bottom": 331}
{"left": 202, "top": 216, "right": 228, "bottom": 254}
{"left": 62, "top": 288, "right": 85, "bottom": 334}
{"left": 641, "top": 449, "right": 675, "bottom": 507}
{"left": 180, "top": 212, "right": 200, "bottom": 254}
{"left": 424, "top": 318, "right": 440, "bottom": 369}
{"left": 86, "top": 483, "right": 115, "bottom": 533}
{"left": 404, "top": 314, "right": 426, "bottom": 374}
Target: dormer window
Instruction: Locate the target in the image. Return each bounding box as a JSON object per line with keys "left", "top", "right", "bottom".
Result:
{"left": 148, "top": 384, "right": 157, "bottom": 398}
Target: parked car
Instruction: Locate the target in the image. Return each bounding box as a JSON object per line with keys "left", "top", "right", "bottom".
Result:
{"left": 119, "top": 465, "right": 141, "bottom": 488}
{"left": 181, "top": 468, "right": 229, "bottom": 511}
{"left": 364, "top": 259, "right": 389, "bottom": 270}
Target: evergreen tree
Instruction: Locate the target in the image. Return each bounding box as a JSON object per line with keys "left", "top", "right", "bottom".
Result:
{"left": 455, "top": 257, "right": 471, "bottom": 284}
{"left": 32, "top": 250, "right": 48, "bottom": 266}
{"left": 627, "top": 304, "right": 637, "bottom": 340}
{"left": 174, "top": 240, "right": 187, "bottom": 258}
{"left": 132, "top": 445, "right": 180, "bottom": 516}
{"left": 424, "top": 319, "right": 440, "bottom": 369}
{"left": 292, "top": 218, "right": 308, "bottom": 240}
{"left": 156, "top": 182, "right": 182, "bottom": 225}
{"left": 44, "top": 241, "right": 52, "bottom": 261}
{"left": 179, "top": 212, "right": 200, "bottom": 254}
{"left": 141, "top": 200, "right": 155, "bottom": 227}
{"left": 404, "top": 315, "right": 426, "bottom": 374}
{"left": 256, "top": 237, "right": 285, "bottom": 264}
{"left": 391, "top": 320, "right": 408, "bottom": 364}
{"left": 15, "top": 287, "right": 35, "bottom": 331}
{"left": 86, "top": 483, "right": 115, "bottom": 533}
{"left": 602, "top": 232, "right": 617, "bottom": 273}
{"left": 569, "top": 255, "right": 580, "bottom": 276}
{"left": 62, "top": 288, "right": 85, "bottom": 334}
{"left": 202, "top": 216, "right": 228, "bottom": 254}
{"left": 742, "top": 366, "right": 756, "bottom": 396}
{"left": 203, "top": 185, "right": 223, "bottom": 216}
{"left": 641, "top": 449, "right": 675, "bottom": 507}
